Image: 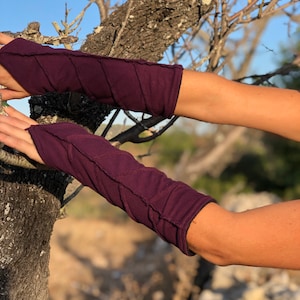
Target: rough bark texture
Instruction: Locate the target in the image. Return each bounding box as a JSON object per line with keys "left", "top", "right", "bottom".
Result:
{"left": 0, "top": 167, "right": 68, "bottom": 299}
{"left": 0, "top": 0, "right": 213, "bottom": 298}
{"left": 81, "top": 0, "right": 213, "bottom": 60}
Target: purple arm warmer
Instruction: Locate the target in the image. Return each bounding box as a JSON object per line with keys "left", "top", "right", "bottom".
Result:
{"left": 0, "top": 38, "right": 183, "bottom": 118}
{"left": 28, "top": 123, "right": 215, "bottom": 255}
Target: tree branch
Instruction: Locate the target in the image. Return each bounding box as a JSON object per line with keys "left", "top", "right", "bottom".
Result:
{"left": 81, "top": 0, "right": 214, "bottom": 60}
{"left": 2, "top": 22, "right": 78, "bottom": 46}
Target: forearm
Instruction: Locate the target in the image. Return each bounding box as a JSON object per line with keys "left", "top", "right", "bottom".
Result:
{"left": 28, "top": 122, "right": 215, "bottom": 255}
{"left": 2, "top": 38, "right": 300, "bottom": 140}
{"left": 187, "top": 200, "right": 300, "bottom": 269}
{"left": 2, "top": 109, "right": 300, "bottom": 269}
{"left": 0, "top": 38, "right": 182, "bottom": 118}
{"left": 176, "top": 70, "right": 300, "bottom": 141}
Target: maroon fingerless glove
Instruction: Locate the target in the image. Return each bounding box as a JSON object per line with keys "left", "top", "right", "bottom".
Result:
{"left": 28, "top": 123, "right": 215, "bottom": 255}
{"left": 0, "top": 38, "right": 183, "bottom": 118}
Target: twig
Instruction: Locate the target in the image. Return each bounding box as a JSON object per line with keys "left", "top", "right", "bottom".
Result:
{"left": 236, "top": 61, "right": 300, "bottom": 86}
{"left": 110, "top": 115, "right": 178, "bottom": 145}
{"left": 109, "top": 0, "right": 133, "bottom": 56}
{"left": 228, "top": 0, "right": 258, "bottom": 22}
{"left": 52, "top": 1, "right": 94, "bottom": 49}
{"left": 101, "top": 108, "right": 121, "bottom": 138}
{"left": 62, "top": 179, "right": 85, "bottom": 206}
{"left": 1, "top": 23, "right": 78, "bottom": 47}
{"left": 94, "top": 0, "right": 110, "bottom": 21}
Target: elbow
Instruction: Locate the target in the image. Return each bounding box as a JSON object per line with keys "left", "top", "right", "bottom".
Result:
{"left": 193, "top": 247, "right": 236, "bottom": 267}
{"left": 187, "top": 203, "right": 238, "bottom": 266}
{"left": 188, "top": 232, "right": 238, "bottom": 266}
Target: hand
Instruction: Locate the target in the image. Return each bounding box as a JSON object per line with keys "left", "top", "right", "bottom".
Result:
{"left": 0, "top": 33, "right": 30, "bottom": 100}
{"left": 0, "top": 105, "right": 44, "bottom": 164}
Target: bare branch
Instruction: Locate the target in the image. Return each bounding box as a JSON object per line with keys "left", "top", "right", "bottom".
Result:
{"left": 94, "top": 0, "right": 111, "bottom": 22}
{"left": 109, "top": 115, "right": 178, "bottom": 146}
{"left": 52, "top": 1, "right": 94, "bottom": 49}
{"left": 186, "top": 127, "right": 247, "bottom": 178}
{"left": 228, "top": 0, "right": 259, "bottom": 22}
{"left": 2, "top": 22, "right": 78, "bottom": 46}
{"left": 237, "top": 58, "right": 300, "bottom": 85}
{"left": 63, "top": 178, "right": 84, "bottom": 206}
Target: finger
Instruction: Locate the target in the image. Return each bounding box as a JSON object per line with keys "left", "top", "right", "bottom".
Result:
{"left": 0, "top": 88, "right": 30, "bottom": 101}
{"left": 4, "top": 106, "right": 37, "bottom": 126}
{"left": 0, "top": 117, "right": 32, "bottom": 137}
{"left": 0, "top": 131, "right": 43, "bottom": 164}
{"left": 0, "top": 122, "right": 44, "bottom": 164}
{"left": 0, "top": 114, "right": 34, "bottom": 131}
{"left": 0, "top": 33, "right": 14, "bottom": 45}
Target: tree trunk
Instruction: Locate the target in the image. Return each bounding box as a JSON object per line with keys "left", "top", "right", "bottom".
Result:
{"left": 0, "top": 1, "right": 213, "bottom": 298}
{"left": 81, "top": 0, "right": 213, "bottom": 59}
{"left": 0, "top": 167, "right": 68, "bottom": 299}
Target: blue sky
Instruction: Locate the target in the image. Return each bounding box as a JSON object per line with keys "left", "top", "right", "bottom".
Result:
{"left": 0, "top": 1, "right": 101, "bottom": 43}
{"left": 0, "top": 1, "right": 299, "bottom": 115}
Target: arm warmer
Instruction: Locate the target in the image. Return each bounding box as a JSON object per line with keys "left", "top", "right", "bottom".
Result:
{"left": 28, "top": 123, "right": 215, "bottom": 255}
{"left": 0, "top": 38, "right": 183, "bottom": 118}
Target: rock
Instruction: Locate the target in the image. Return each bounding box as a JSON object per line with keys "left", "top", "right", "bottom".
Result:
{"left": 221, "top": 192, "right": 280, "bottom": 212}
{"left": 243, "top": 287, "right": 266, "bottom": 300}
{"left": 210, "top": 266, "right": 236, "bottom": 289}
{"left": 199, "top": 290, "right": 223, "bottom": 300}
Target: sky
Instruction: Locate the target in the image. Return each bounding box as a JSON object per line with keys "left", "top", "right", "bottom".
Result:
{"left": 0, "top": 1, "right": 101, "bottom": 43}
{"left": 0, "top": 1, "right": 299, "bottom": 115}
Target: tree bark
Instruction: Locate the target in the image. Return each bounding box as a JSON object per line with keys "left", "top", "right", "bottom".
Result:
{"left": 81, "top": 0, "right": 213, "bottom": 59}
{"left": 0, "top": 1, "right": 213, "bottom": 298}
{"left": 0, "top": 167, "right": 68, "bottom": 299}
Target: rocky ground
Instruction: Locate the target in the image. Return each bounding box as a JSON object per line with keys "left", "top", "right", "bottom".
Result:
{"left": 48, "top": 189, "right": 300, "bottom": 300}
{"left": 48, "top": 188, "right": 197, "bottom": 300}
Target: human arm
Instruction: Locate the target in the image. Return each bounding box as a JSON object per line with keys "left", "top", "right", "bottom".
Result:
{"left": 1, "top": 107, "right": 300, "bottom": 270}
{"left": 177, "top": 70, "right": 300, "bottom": 141}
{"left": 1, "top": 33, "right": 300, "bottom": 141}
{"left": 0, "top": 106, "right": 214, "bottom": 256}
{"left": 0, "top": 34, "right": 182, "bottom": 118}
{"left": 188, "top": 199, "right": 300, "bottom": 269}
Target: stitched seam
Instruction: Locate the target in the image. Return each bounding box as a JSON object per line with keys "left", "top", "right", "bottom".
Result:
{"left": 132, "top": 63, "right": 147, "bottom": 113}
{"left": 42, "top": 129, "right": 188, "bottom": 227}
{"left": 33, "top": 57, "right": 57, "bottom": 91}
{"left": 95, "top": 59, "right": 117, "bottom": 105}
{"left": 3, "top": 51, "right": 181, "bottom": 70}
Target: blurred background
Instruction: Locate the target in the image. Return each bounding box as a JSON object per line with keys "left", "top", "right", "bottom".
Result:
{"left": 1, "top": 1, "right": 300, "bottom": 299}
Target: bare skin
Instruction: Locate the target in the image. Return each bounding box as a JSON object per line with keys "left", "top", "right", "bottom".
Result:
{"left": 187, "top": 201, "right": 300, "bottom": 269}
{"left": 176, "top": 70, "right": 300, "bottom": 142}
{"left": 0, "top": 33, "right": 300, "bottom": 269}
{"left": 0, "top": 31, "right": 299, "bottom": 141}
